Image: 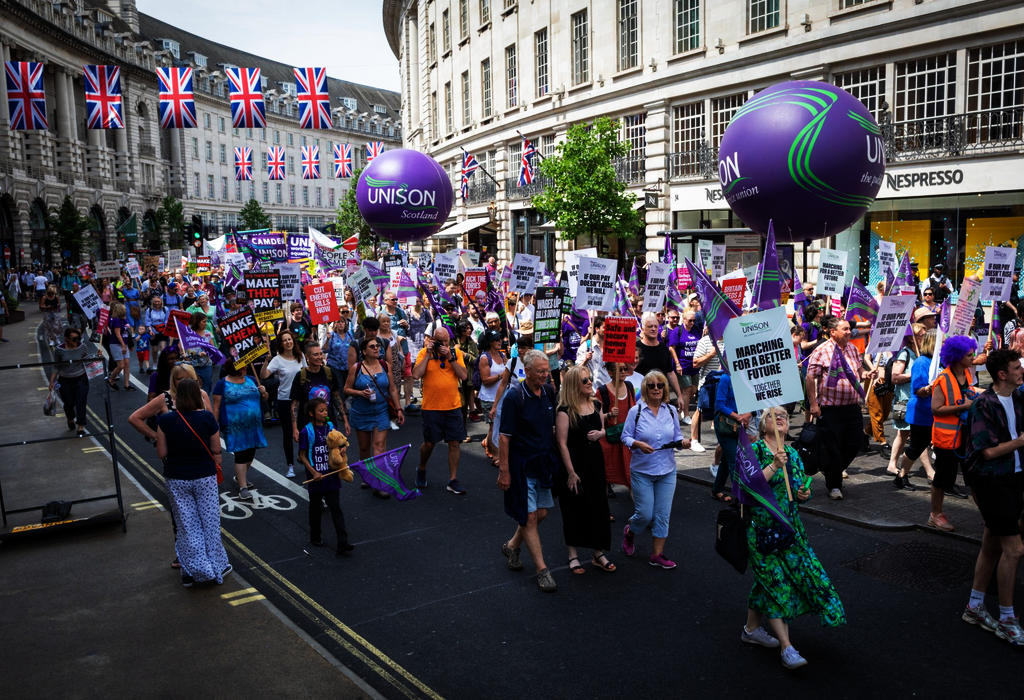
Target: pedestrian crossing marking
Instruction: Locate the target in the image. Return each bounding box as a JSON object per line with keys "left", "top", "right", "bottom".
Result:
{"left": 133, "top": 503, "right": 161, "bottom": 511}
{"left": 221, "top": 587, "right": 259, "bottom": 600}
{"left": 131, "top": 500, "right": 160, "bottom": 507}
{"left": 81, "top": 446, "right": 104, "bottom": 453}
{"left": 228, "top": 594, "right": 266, "bottom": 607}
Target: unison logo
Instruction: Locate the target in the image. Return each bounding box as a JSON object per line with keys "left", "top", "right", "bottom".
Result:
{"left": 365, "top": 176, "right": 439, "bottom": 210}
{"left": 739, "top": 320, "right": 770, "bottom": 334}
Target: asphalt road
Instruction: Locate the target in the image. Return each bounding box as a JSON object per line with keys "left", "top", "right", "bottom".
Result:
{"left": 75, "top": 349, "right": 1023, "bottom": 699}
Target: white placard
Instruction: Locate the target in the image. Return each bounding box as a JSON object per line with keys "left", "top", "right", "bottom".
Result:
{"left": 510, "top": 253, "right": 540, "bottom": 295}
{"left": 347, "top": 266, "right": 377, "bottom": 305}
{"left": 982, "top": 246, "right": 1015, "bottom": 302}
{"left": 166, "top": 250, "right": 182, "bottom": 271}
{"left": 125, "top": 260, "right": 141, "bottom": 279}
{"left": 576, "top": 257, "right": 618, "bottom": 312}
{"left": 723, "top": 306, "right": 804, "bottom": 413}
{"left": 565, "top": 247, "right": 597, "bottom": 297}
{"left": 949, "top": 276, "right": 981, "bottom": 337}
{"left": 274, "top": 263, "right": 303, "bottom": 302}
{"left": 72, "top": 284, "right": 103, "bottom": 319}
{"left": 817, "top": 248, "right": 847, "bottom": 297}
{"left": 877, "top": 240, "right": 897, "bottom": 278}
{"left": 329, "top": 276, "right": 347, "bottom": 309}
{"left": 866, "top": 295, "right": 918, "bottom": 356}
{"left": 417, "top": 252, "right": 432, "bottom": 270}
{"left": 434, "top": 252, "right": 459, "bottom": 283}
{"left": 643, "top": 262, "right": 671, "bottom": 312}
{"left": 95, "top": 259, "right": 121, "bottom": 278}
{"left": 226, "top": 252, "right": 248, "bottom": 268}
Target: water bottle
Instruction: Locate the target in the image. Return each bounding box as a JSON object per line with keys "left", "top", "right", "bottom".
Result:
{"left": 367, "top": 380, "right": 378, "bottom": 403}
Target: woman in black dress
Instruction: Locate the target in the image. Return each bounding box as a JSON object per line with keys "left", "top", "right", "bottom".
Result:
{"left": 555, "top": 364, "right": 616, "bottom": 574}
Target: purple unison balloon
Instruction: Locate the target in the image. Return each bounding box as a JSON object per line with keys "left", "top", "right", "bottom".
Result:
{"left": 717, "top": 80, "right": 886, "bottom": 243}
{"left": 356, "top": 149, "right": 454, "bottom": 243}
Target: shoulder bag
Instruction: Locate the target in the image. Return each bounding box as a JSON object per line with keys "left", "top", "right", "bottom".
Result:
{"left": 715, "top": 503, "right": 748, "bottom": 574}
{"left": 177, "top": 411, "right": 223, "bottom": 484}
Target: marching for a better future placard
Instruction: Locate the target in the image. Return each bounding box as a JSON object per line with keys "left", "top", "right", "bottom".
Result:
{"left": 817, "top": 249, "right": 847, "bottom": 297}
{"left": 723, "top": 306, "right": 803, "bottom": 414}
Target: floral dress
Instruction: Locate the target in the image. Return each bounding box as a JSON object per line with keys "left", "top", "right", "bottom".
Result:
{"left": 746, "top": 441, "right": 846, "bottom": 627}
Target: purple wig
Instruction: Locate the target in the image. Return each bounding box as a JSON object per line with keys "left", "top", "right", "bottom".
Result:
{"left": 940, "top": 334, "right": 977, "bottom": 368}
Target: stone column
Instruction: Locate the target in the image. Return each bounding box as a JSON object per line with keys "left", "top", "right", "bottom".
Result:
{"left": 0, "top": 41, "right": 11, "bottom": 159}
{"left": 64, "top": 71, "right": 83, "bottom": 176}
{"left": 643, "top": 100, "right": 671, "bottom": 264}
{"left": 494, "top": 147, "right": 512, "bottom": 264}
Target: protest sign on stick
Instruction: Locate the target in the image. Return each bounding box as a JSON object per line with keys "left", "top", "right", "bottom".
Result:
{"left": 434, "top": 252, "right": 459, "bottom": 283}
{"left": 305, "top": 282, "right": 340, "bottom": 325}
{"left": 877, "top": 240, "right": 897, "bottom": 278}
{"left": 161, "top": 309, "right": 193, "bottom": 339}
{"left": 711, "top": 244, "right": 727, "bottom": 278}
{"left": 721, "top": 277, "right": 747, "bottom": 309}
{"left": 565, "top": 247, "right": 597, "bottom": 297}
{"left": 463, "top": 268, "right": 488, "bottom": 304}
{"left": 346, "top": 266, "right": 377, "bottom": 306}
{"left": 949, "top": 276, "right": 981, "bottom": 337}
{"left": 534, "top": 287, "right": 566, "bottom": 343}
{"left": 603, "top": 317, "right": 638, "bottom": 363}
{"left": 576, "top": 257, "right": 617, "bottom": 312}
{"left": 643, "top": 262, "right": 671, "bottom": 313}
{"left": 723, "top": 307, "right": 804, "bottom": 413}
{"left": 865, "top": 295, "right": 918, "bottom": 356}
{"left": 510, "top": 253, "right": 540, "bottom": 295}
{"left": 982, "top": 246, "right": 1015, "bottom": 302}
{"left": 73, "top": 285, "right": 103, "bottom": 319}
{"left": 245, "top": 270, "right": 283, "bottom": 324}
{"left": 219, "top": 307, "right": 268, "bottom": 366}
{"left": 817, "top": 249, "right": 847, "bottom": 297}
{"left": 95, "top": 260, "right": 121, "bottom": 278}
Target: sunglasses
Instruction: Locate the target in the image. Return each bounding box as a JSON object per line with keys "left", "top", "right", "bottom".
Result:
{"left": 365, "top": 343, "right": 379, "bottom": 349}
{"left": 581, "top": 377, "right": 593, "bottom": 384}
{"left": 648, "top": 382, "right": 665, "bottom": 390}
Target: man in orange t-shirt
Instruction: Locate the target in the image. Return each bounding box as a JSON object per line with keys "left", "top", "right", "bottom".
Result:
{"left": 412, "top": 328, "right": 469, "bottom": 495}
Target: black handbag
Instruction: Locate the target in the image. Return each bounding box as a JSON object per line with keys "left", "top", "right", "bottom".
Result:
{"left": 754, "top": 525, "right": 796, "bottom": 554}
{"left": 715, "top": 505, "right": 748, "bottom": 574}
{"left": 795, "top": 420, "right": 821, "bottom": 475}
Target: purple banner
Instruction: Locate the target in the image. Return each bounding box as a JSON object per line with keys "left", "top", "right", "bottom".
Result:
{"left": 347, "top": 444, "right": 419, "bottom": 501}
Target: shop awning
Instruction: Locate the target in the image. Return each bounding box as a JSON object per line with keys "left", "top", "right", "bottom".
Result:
{"left": 434, "top": 217, "right": 496, "bottom": 239}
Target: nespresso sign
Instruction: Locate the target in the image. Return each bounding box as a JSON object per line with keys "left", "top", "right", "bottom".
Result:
{"left": 886, "top": 168, "right": 964, "bottom": 191}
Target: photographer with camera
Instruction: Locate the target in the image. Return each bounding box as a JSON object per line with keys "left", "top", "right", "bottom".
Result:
{"left": 412, "top": 327, "right": 470, "bottom": 495}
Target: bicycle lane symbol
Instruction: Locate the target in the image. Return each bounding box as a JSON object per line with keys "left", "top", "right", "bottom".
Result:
{"left": 220, "top": 489, "right": 299, "bottom": 520}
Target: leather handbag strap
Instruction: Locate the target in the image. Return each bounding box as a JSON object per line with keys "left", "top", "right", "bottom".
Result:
{"left": 177, "top": 411, "right": 216, "bottom": 461}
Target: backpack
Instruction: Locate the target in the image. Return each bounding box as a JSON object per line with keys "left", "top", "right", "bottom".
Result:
{"left": 873, "top": 348, "right": 909, "bottom": 398}
{"left": 472, "top": 352, "right": 491, "bottom": 392}
{"left": 698, "top": 370, "right": 726, "bottom": 414}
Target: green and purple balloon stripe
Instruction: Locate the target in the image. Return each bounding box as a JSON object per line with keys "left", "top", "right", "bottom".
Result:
{"left": 789, "top": 107, "right": 875, "bottom": 207}
{"left": 722, "top": 176, "right": 751, "bottom": 194}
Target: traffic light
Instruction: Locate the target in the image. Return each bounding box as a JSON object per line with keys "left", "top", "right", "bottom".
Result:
{"left": 190, "top": 225, "right": 203, "bottom": 250}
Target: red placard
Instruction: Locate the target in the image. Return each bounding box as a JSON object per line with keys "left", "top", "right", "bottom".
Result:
{"left": 305, "top": 282, "right": 340, "bottom": 325}
{"left": 677, "top": 264, "right": 692, "bottom": 291}
{"left": 603, "top": 316, "right": 637, "bottom": 363}
{"left": 161, "top": 309, "right": 194, "bottom": 339}
{"left": 463, "top": 269, "right": 488, "bottom": 304}
{"left": 95, "top": 305, "right": 110, "bottom": 336}
{"left": 722, "top": 278, "right": 746, "bottom": 309}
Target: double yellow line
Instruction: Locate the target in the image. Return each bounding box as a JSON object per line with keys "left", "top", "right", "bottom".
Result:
{"left": 85, "top": 405, "right": 442, "bottom": 700}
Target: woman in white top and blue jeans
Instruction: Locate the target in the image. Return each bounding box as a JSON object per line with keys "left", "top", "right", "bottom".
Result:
{"left": 621, "top": 370, "right": 688, "bottom": 570}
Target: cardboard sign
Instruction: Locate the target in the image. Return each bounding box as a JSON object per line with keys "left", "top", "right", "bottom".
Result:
{"left": 287, "top": 233, "right": 312, "bottom": 261}
{"left": 722, "top": 277, "right": 747, "bottom": 309}
{"left": 72, "top": 285, "right": 103, "bottom": 319}
{"left": 245, "top": 270, "right": 283, "bottom": 324}
{"left": 347, "top": 266, "right": 377, "bottom": 306}
{"left": 510, "top": 253, "right": 540, "bottom": 295}
{"left": 95, "top": 260, "right": 120, "bottom": 279}
{"left": 982, "top": 246, "right": 1015, "bottom": 302}
{"left": 219, "top": 307, "right": 267, "bottom": 366}
{"left": 643, "top": 262, "right": 671, "bottom": 313}
{"left": 723, "top": 306, "right": 804, "bottom": 413}
{"left": 817, "top": 248, "right": 847, "bottom": 297}
{"left": 305, "top": 282, "right": 339, "bottom": 325}
{"left": 877, "top": 240, "right": 897, "bottom": 278}
{"left": 565, "top": 247, "right": 597, "bottom": 297}
{"left": 534, "top": 287, "right": 566, "bottom": 344}
{"left": 274, "top": 262, "right": 303, "bottom": 302}
{"left": 161, "top": 309, "right": 193, "bottom": 339}
{"left": 197, "top": 256, "right": 211, "bottom": 273}
{"left": 576, "top": 257, "right": 617, "bottom": 311}
{"left": 125, "top": 260, "right": 141, "bottom": 279}
{"left": 710, "top": 244, "right": 727, "bottom": 278}
{"left": 167, "top": 250, "right": 182, "bottom": 271}
{"left": 603, "top": 317, "right": 638, "bottom": 363}
{"left": 463, "top": 268, "right": 488, "bottom": 304}
{"left": 865, "top": 295, "right": 917, "bottom": 356}
{"left": 949, "top": 276, "right": 981, "bottom": 337}
{"left": 434, "top": 252, "right": 459, "bottom": 283}
{"left": 95, "top": 304, "right": 110, "bottom": 335}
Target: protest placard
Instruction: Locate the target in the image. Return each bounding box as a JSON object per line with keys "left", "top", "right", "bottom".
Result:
{"left": 817, "top": 248, "right": 847, "bottom": 297}
{"left": 417, "top": 252, "right": 432, "bottom": 270}
{"left": 72, "top": 284, "right": 102, "bottom": 319}
{"left": 865, "top": 295, "right": 918, "bottom": 356}
{"left": 383, "top": 254, "right": 404, "bottom": 274}
{"left": 248, "top": 231, "right": 288, "bottom": 262}
{"left": 722, "top": 277, "right": 747, "bottom": 309}
{"left": 642, "top": 262, "right": 671, "bottom": 312}
{"left": 246, "top": 270, "right": 283, "bottom": 324}
{"left": 225, "top": 252, "right": 248, "bottom": 268}
{"left": 565, "top": 247, "right": 597, "bottom": 296}
{"left": 166, "top": 249, "right": 182, "bottom": 271}
{"left": 274, "top": 262, "right": 303, "bottom": 302}
{"left": 603, "top": 317, "right": 638, "bottom": 363}
{"left": 949, "top": 276, "right": 981, "bottom": 337}
{"left": 161, "top": 309, "right": 193, "bottom": 339}
{"left": 95, "top": 304, "right": 110, "bottom": 335}
{"left": 677, "top": 264, "right": 692, "bottom": 291}
{"left": 124, "top": 260, "right": 140, "bottom": 280}
{"left": 287, "top": 233, "right": 312, "bottom": 261}
{"left": 388, "top": 266, "right": 404, "bottom": 292}
{"left": 877, "top": 240, "right": 897, "bottom": 278}
{"left": 346, "top": 266, "right": 377, "bottom": 306}
{"left": 697, "top": 240, "right": 714, "bottom": 272}
{"left": 197, "top": 256, "right": 211, "bottom": 273}
{"left": 434, "top": 252, "right": 459, "bottom": 282}
{"left": 510, "top": 253, "right": 540, "bottom": 295}
{"left": 463, "top": 268, "right": 488, "bottom": 304}
{"left": 711, "top": 244, "right": 727, "bottom": 278}
{"left": 982, "top": 246, "right": 1015, "bottom": 302}
{"left": 534, "top": 287, "right": 566, "bottom": 343}
{"left": 305, "top": 282, "right": 339, "bottom": 325}
{"left": 185, "top": 261, "right": 198, "bottom": 276}
{"left": 95, "top": 259, "right": 120, "bottom": 278}
{"left": 576, "top": 257, "right": 617, "bottom": 311}
{"left": 218, "top": 307, "right": 267, "bottom": 366}
{"left": 723, "top": 307, "right": 804, "bottom": 413}
{"left": 329, "top": 277, "right": 346, "bottom": 308}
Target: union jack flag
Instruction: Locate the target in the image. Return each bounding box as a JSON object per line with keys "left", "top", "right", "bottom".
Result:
{"left": 234, "top": 146, "right": 253, "bottom": 181}
{"left": 333, "top": 143, "right": 352, "bottom": 178}
{"left": 301, "top": 145, "right": 320, "bottom": 180}
{"left": 226, "top": 67, "right": 266, "bottom": 129}
{"left": 293, "top": 67, "right": 331, "bottom": 129}
{"left": 365, "top": 141, "right": 385, "bottom": 164}
{"left": 156, "top": 66, "right": 196, "bottom": 128}
{"left": 5, "top": 61, "right": 48, "bottom": 131}
{"left": 83, "top": 65, "right": 123, "bottom": 129}
{"left": 267, "top": 145, "right": 286, "bottom": 180}
{"left": 460, "top": 150, "right": 479, "bottom": 201}
{"left": 518, "top": 135, "right": 537, "bottom": 187}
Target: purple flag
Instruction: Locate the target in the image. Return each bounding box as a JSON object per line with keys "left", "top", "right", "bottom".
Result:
{"left": 844, "top": 277, "right": 879, "bottom": 324}
{"left": 889, "top": 253, "right": 913, "bottom": 296}
{"left": 418, "top": 279, "right": 456, "bottom": 339}
{"left": 363, "top": 260, "right": 388, "bottom": 291}
{"left": 347, "top": 444, "right": 419, "bottom": 501}
{"left": 224, "top": 263, "right": 244, "bottom": 291}
{"left": 627, "top": 260, "right": 640, "bottom": 296}
{"left": 173, "top": 316, "right": 226, "bottom": 366}
{"left": 825, "top": 343, "right": 865, "bottom": 399}
{"left": 396, "top": 269, "right": 418, "bottom": 302}
{"left": 752, "top": 222, "right": 782, "bottom": 311}
{"left": 684, "top": 258, "right": 738, "bottom": 353}
{"left": 615, "top": 274, "right": 633, "bottom": 316}
{"left": 939, "top": 299, "right": 951, "bottom": 334}
{"left": 791, "top": 268, "right": 808, "bottom": 325}
{"left": 732, "top": 431, "right": 794, "bottom": 532}
{"left": 884, "top": 266, "right": 896, "bottom": 296}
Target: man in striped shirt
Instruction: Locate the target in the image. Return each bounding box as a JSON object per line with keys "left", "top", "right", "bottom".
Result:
{"left": 806, "top": 317, "right": 873, "bottom": 501}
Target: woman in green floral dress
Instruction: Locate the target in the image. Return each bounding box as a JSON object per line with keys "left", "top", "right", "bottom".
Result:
{"left": 740, "top": 407, "right": 846, "bottom": 670}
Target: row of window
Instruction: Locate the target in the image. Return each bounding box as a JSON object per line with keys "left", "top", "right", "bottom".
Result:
{"left": 195, "top": 110, "right": 397, "bottom": 138}
{"left": 190, "top": 173, "right": 336, "bottom": 208}
{"left": 193, "top": 210, "right": 329, "bottom": 234}
{"left": 189, "top": 138, "right": 374, "bottom": 173}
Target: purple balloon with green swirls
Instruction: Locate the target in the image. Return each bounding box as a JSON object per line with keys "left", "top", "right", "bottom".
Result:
{"left": 356, "top": 149, "right": 454, "bottom": 243}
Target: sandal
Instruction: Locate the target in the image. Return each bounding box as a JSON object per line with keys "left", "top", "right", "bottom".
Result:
{"left": 568, "top": 557, "right": 586, "bottom": 575}
{"left": 712, "top": 492, "right": 734, "bottom": 504}
{"left": 170, "top": 557, "right": 180, "bottom": 569}
{"left": 592, "top": 552, "right": 616, "bottom": 572}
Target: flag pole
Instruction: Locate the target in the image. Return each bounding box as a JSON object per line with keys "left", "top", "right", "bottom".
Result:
{"left": 461, "top": 147, "right": 501, "bottom": 188}
{"left": 515, "top": 130, "right": 546, "bottom": 160}
{"left": 770, "top": 415, "right": 794, "bottom": 502}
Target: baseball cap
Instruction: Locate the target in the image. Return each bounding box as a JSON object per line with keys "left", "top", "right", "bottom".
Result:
{"left": 913, "top": 307, "right": 937, "bottom": 322}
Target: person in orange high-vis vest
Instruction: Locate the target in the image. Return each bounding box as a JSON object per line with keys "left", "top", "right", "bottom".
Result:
{"left": 929, "top": 335, "right": 980, "bottom": 532}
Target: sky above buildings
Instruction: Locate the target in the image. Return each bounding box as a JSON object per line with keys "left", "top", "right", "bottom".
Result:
{"left": 137, "top": 0, "right": 402, "bottom": 92}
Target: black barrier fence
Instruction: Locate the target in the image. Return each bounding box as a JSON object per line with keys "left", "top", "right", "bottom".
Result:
{"left": 0, "top": 356, "right": 126, "bottom": 534}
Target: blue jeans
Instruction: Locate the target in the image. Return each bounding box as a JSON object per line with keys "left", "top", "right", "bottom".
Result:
{"left": 628, "top": 471, "right": 676, "bottom": 539}
{"left": 194, "top": 364, "right": 213, "bottom": 395}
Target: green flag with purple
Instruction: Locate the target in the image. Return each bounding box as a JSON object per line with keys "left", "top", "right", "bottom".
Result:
{"left": 826, "top": 343, "right": 865, "bottom": 399}
{"left": 685, "top": 258, "right": 739, "bottom": 349}
{"left": 347, "top": 444, "right": 419, "bottom": 501}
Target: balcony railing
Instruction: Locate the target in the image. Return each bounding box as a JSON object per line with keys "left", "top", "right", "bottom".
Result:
{"left": 465, "top": 179, "right": 496, "bottom": 206}
{"left": 504, "top": 175, "right": 551, "bottom": 200}
{"left": 613, "top": 154, "right": 646, "bottom": 185}
{"left": 138, "top": 144, "right": 157, "bottom": 158}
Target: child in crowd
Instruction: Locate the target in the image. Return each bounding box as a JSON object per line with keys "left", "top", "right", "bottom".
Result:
{"left": 298, "top": 398, "right": 353, "bottom": 556}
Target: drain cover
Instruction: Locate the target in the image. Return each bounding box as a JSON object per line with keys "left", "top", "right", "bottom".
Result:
{"left": 844, "top": 541, "right": 975, "bottom": 593}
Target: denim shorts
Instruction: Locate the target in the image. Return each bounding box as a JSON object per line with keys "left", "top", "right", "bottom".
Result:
{"left": 526, "top": 476, "right": 554, "bottom": 513}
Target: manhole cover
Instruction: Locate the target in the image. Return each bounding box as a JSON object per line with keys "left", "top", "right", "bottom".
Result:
{"left": 844, "top": 541, "right": 975, "bottom": 593}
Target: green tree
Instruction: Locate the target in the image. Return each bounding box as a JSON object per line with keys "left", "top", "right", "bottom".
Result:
{"left": 238, "top": 198, "right": 272, "bottom": 231}
{"left": 48, "top": 196, "right": 89, "bottom": 263}
{"left": 531, "top": 116, "right": 643, "bottom": 252}
{"left": 335, "top": 167, "right": 376, "bottom": 257}
{"left": 155, "top": 195, "right": 185, "bottom": 249}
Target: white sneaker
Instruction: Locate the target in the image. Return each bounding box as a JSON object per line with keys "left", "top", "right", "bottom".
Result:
{"left": 285, "top": 465, "right": 296, "bottom": 478}
{"left": 683, "top": 416, "right": 693, "bottom": 425}
{"left": 390, "top": 420, "right": 401, "bottom": 431}
{"left": 690, "top": 441, "right": 706, "bottom": 453}
{"left": 828, "top": 488, "right": 844, "bottom": 501}
{"left": 781, "top": 646, "right": 808, "bottom": 669}
{"left": 741, "top": 625, "right": 780, "bottom": 648}
{"left": 709, "top": 463, "right": 719, "bottom": 478}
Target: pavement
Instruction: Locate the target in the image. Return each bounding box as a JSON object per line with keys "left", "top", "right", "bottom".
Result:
{"left": 0, "top": 307, "right": 374, "bottom": 698}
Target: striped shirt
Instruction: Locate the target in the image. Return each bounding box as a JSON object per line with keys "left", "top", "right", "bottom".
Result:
{"left": 807, "top": 339, "right": 863, "bottom": 406}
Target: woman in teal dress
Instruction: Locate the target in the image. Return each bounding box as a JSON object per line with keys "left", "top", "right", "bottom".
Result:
{"left": 740, "top": 406, "right": 845, "bottom": 670}
{"left": 212, "top": 361, "right": 268, "bottom": 500}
